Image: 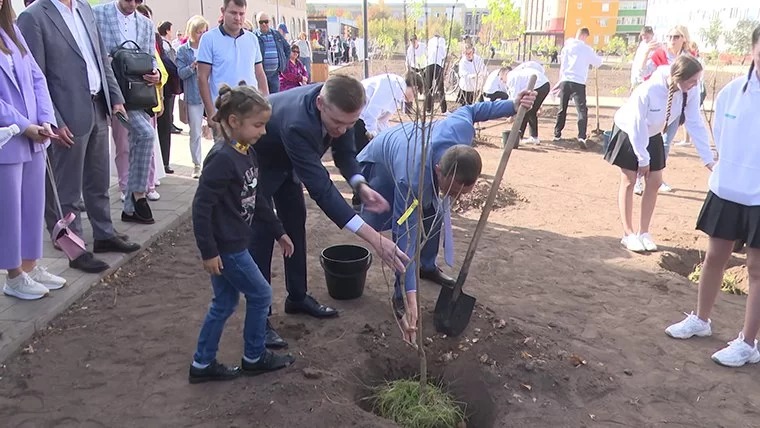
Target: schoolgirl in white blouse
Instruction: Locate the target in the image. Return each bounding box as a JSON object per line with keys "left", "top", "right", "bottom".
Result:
{"left": 604, "top": 54, "right": 714, "bottom": 253}
{"left": 665, "top": 25, "right": 760, "bottom": 368}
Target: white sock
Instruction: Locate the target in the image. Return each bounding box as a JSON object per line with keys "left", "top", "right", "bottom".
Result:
{"left": 191, "top": 361, "right": 209, "bottom": 369}
{"left": 243, "top": 355, "right": 261, "bottom": 364}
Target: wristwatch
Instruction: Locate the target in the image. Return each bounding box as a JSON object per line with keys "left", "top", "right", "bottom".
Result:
{"left": 351, "top": 175, "right": 368, "bottom": 192}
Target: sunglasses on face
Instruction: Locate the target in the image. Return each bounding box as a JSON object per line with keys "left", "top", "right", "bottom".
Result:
{"left": 125, "top": 0, "right": 144, "bottom": 3}
{"left": 667, "top": 34, "right": 681, "bottom": 39}
{"left": 259, "top": 20, "right": 269, "bottom": 24}
{"left": 292, "top": 50, "right": 300, "bottom": 54}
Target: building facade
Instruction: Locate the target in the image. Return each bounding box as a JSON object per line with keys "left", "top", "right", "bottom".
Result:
{"left": 12, "top": 1, "right": 308, "bottom": 41}
{"left": 563, "top": 0, "right": 619, "bottom": 48}
{"left": 522, "top": 0, "right": 566, "bottom": 33}
{"left": 646, "top": 1, "right": 760, "bottom": 51}
{"left": 616, "top": 0, "right": 646, "bottom": 44}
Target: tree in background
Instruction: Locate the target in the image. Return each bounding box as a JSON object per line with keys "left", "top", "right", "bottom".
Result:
{"left": 531, "top": 37, "right": 558, "bottom": 61}
{"left": 699, "top": 16, "right": 723, "bottom": 52}
{"left": 725, "top": 19, "right": 760, "bottom": 61}
{"left": 479, "top": 0, "right": 523, "bottom": 50}
{"left": 603, "top": 35, "right": 628, "bottom": 56}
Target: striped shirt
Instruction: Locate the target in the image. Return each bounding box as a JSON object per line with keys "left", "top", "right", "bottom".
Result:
{"left": 261, "top": 32, "right": 279, "bottom": 73}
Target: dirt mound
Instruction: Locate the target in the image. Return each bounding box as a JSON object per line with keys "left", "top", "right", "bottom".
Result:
{"left": 452, "top": 179, "right": 527, "bottom": 214}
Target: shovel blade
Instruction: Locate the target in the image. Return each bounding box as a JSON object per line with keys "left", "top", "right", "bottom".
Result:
{"left": 433, "top": 286, "right": 477, "bottom": 337}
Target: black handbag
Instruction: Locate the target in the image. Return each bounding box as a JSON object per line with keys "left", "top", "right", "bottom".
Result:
{"left": 110, "top": 41, "right": 158, "bottom": 111}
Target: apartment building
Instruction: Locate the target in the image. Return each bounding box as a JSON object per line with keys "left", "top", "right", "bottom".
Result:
{"left": 616, "top": 0, "right": 646, "bottom": 44}
{"left": 12, "top": 0, "right": 308, "bottom": 39}
{"left": 646, "top": 0, "right": 760, "bottom": 51}
{"left": 564, "top": 0, "right": 619, "bottom": 48}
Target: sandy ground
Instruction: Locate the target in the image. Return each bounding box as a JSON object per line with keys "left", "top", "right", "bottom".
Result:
{"left": 0, "top": 103, "right": 756, "bottom": 428}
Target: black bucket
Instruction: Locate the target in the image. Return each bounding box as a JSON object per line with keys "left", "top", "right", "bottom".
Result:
{"left": 320, "top": 244, "right": 373, "bottom": 300}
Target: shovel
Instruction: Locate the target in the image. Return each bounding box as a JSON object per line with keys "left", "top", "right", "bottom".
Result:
{"left": 592, "top": 68, "right": 602, "bottom": 135}
{"left": 433, "top": 75, "right": 538, "bottom": 337}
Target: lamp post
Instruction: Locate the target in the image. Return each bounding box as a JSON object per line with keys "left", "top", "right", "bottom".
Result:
{"left": 362, "top": 0, "right": 369, "bottom": 78}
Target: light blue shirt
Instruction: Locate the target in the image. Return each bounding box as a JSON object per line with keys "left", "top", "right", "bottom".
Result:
{"left": 197, "top": 25, "right": 263, "bottom": 107}
{"left": 357, "top": 100, "right": 519, "bottom": 292}
{"left": 53, "top": 0, "right": 102, "bottom": 94}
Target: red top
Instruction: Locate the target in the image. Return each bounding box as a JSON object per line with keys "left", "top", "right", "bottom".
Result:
{"left": 643, "top": 48, "right": 698, "bottom": 80}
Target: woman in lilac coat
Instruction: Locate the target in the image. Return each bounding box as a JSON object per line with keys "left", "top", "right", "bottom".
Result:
{"left": 0, "top": 0, "right": 66, "bottom": 300}
{"left": 279, "top": 43, "right": 309, "bottom": 92}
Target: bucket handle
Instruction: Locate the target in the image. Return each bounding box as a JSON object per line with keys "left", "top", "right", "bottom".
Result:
{"left": 319, "top": 253, "right": 373, "bottom": 278}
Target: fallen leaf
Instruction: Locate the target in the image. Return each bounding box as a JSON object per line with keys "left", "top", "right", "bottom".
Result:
{"left": 496, "top": 319, "right": 507, "bottom": 329}
{"left": 479, "top": 354, "right": 490, "bottom": 364}
{"left": 521, "top": 383, "right": 532, "bottom": 391}
{"left": 520, "top": 351, "right": 533, "bottom": 359}
{"left": 570, "top": 354, "right": 587, "bottom": 367}
{"left": 22, "top": 345, "right": 34, "bottom": 355}
{"left": 589, "top": 414, "right": 596, "bottom": 421}
{"left": 472, "top": 338, "right": 479, "bottom": 344}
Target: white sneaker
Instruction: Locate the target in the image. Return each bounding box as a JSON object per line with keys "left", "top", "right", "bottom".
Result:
{"left": 621, "top": 234, "right": 646, "bottom": 253}
{"left": 712, "top": 333, "right": 760, "bottom": 367}
{"left": 674, "top": 140, "right": 691, "bottom": 147}
{"left": 553, "top": 136, "right": 561, "bottom": 142}
{"left": 522, "top": 136, "right": 540, "bottom": 145}
{"left": 28, "top": 265, "right": 66, "bottom": 290}
{"left": 3, "top": 273, "right": 49, "bottom": 300}
{"left": 120, "top": 192, "right": 126, "bottom": 202}
{"left": 147, "top": 190, "right": 161, "bottom": 201}
{"left": 638, "top": 233, "right": 658, "bottom": 251}
{"left": 577, "top": 138, "right": 588, "bottom": 149}
{"left": 659, "top": 182, "right": 673, "bottom": 193}
{"left": 665, "top": 312, "right": 712, "bottom": 339}
{"left": 633, "top": 178, "right": 643, "bottom": 195}
{"left": 154, "top": 180, "right": 161, "bottom": 187}
{"left": 192, "top": 165, "right": 201, "bottom": 179}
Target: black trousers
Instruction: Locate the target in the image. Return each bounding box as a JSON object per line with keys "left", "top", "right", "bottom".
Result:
{"left": 424, "top": 63, "right": 447, "bottom": 114}
{"left": 457, "top": 90, "right": 475, "bottom": 106}
{"left": 554, "top": 81, "right": 588, "bottom": 140}
{"left": 156, "top": 88, "right": 175, "bottom": 167}
{"left": 248, "top": 169, "right": 308, "bottom": 304}
{"left": 520, "top": 82, "right": 551, "bottom": 139}
{"left": 484, "top": 91, "right": 509, "bottom": 101}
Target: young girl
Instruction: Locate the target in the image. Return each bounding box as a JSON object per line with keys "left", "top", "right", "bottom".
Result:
{"left": 189, "top": 82, "right": 295, "bottom": 383}
{"left": 604, "top": 55, "right": 714, "bottom": 253}
{"left": 664, "top": 26, "right": 760, "bottom": 367}
{"left": 636, "top": 24, "right": 693, "bottom": 194}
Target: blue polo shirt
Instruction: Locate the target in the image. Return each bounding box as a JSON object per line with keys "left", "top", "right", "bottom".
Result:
{"left": 197, "top": 25, "right": 263, "bottom": 107}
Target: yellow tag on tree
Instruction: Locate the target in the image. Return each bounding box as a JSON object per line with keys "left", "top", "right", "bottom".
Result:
{"left": 396, "top": 199, "right": 419, "bottom": 225}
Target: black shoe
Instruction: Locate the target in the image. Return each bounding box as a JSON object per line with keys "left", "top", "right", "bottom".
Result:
{"left": 93, "top": 236, "right": 141, "bottom": 254}
{"left": 265, "top": 320, "right": 288, "bottom": 349}
{"left": 188, "top": 360, "right": 241, "bottom": 384}
{"left": 69, "top": 252, "right": 110, "bottom": 273}
{"left": 420, "top": 267, "right": 456, "bottom": 288}
{"left": 172, "top": 125, "right": 183, "bottom": 134}
{"left": 164, "top": 165, "right": 175, "bottom": 174}
{"left": 122, "top": 196, "right": 154, "bottom": 224}
{"left": 114, "top": 230, "right": 130, "bottom": 241}
{"left": 240, "top": 350, "right": 295, "bottom": 376}
{"left": 284, "top": 295, "right": 338, "bottom": 318}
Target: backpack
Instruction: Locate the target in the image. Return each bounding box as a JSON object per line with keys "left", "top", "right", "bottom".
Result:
{"left": 110, "top": 41, "right": 158, "bottom": 111}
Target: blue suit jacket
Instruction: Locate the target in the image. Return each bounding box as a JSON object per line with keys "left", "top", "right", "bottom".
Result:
{"left": 253, "top": 84, "right": 360, "bottom": 228}
{"left": 356, "top": 100, "right": 518, "bottom": 292}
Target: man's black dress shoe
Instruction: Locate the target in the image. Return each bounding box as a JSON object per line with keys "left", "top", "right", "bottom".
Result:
{"left": 93, "top": 236, "right": 141, "bottom": 254}
{"left": 265, "top": 320, "right": 288, "bottom": 349}
{"left": 420, "top": 267, "right": 456, "bottom": 288}
{"left": 69, "top": 252, "right": 110, "bottom": 273}
{"left": 284, "top": 295, "right": 338, "bottom": 318}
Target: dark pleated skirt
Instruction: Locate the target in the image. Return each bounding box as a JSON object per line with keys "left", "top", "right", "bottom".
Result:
{"left": 696, "top": 191, "right": 760, "bottom": 249}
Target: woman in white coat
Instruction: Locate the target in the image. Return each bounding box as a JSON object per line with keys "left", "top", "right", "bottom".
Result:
{"left": 457, "top": 45, "right": 486, "bottom": 106}
{"left": 604, "top": 55, "right": 714, "bottom": 253}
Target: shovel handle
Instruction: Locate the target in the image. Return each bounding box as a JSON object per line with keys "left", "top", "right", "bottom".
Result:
{"left": 595, "top": 68, "right": 601, "bottom": 130}
{"left": 451, "top": 75, "right": 538, "bottom": 302}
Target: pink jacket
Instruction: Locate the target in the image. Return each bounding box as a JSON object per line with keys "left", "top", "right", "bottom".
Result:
{"left": 279, "top": 59, "right": 308, "bottom": 91}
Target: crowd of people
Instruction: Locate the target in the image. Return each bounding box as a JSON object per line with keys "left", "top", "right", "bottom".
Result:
{"left": 0, "top": 0, "right": 758, "bottom": 383}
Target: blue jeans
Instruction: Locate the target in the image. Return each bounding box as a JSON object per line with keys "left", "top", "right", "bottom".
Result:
{"left": 300, "top": 57, "right": 312, "bottom": 83}
{"left": 266, "top": 71, "right": 280, "bottom": 94}
{"left": 663, "top": 118, "right": 680, "bottom": 161}
{"left": 193, "top": 250, "right": 272, "bottom": 364}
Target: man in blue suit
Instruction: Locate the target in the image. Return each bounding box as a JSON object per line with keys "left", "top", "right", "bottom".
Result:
{"left": 249, "top": 75, "right": 409, "bottom": 347}
{"left": 357, "top": 94, "right": 535, "bottom": 341}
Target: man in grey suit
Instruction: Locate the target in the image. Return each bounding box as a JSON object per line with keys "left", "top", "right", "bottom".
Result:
{"left": 18, "top": 0, "right": 141, "bottom": 274}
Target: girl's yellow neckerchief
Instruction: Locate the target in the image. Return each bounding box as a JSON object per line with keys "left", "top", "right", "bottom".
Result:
{"left": 230, "top": 140, "right": 249, "bottom": 155}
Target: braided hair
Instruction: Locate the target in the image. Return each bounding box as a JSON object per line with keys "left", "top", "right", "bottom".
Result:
{"left": 213, "top": 81, "right": 271, "bottom": 144}
{"left": 742, "top": 25, "right": 760, "bottom": 93}
{"left": 663, "top": 55, "right": 702, "bottom": 132}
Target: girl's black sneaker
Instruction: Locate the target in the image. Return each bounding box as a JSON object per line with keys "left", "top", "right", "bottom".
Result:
{"left": 188, "top": 360, "right": 241, "bottom": 384}
{"left": 241, "top": 350, "right": 296, "bottom": 376}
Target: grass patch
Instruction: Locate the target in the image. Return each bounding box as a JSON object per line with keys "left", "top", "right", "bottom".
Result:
{"left": 373, "top": 379, "right": 465, "bottom": 428}
{"left": 688, "top": 263, "right": 745, "bottom": 296}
